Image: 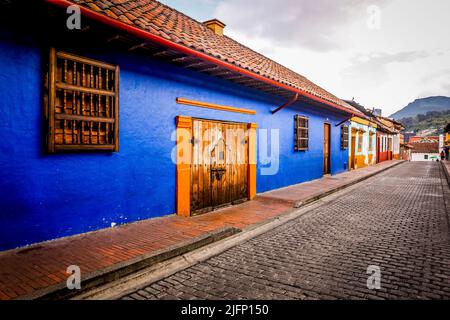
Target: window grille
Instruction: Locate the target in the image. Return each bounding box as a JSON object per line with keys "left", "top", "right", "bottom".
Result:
{"left": 294, "top": 115, "right": 309, "bottom": 151}
{"left": 341, "top": 125, "right": 349, "bottom": 150}
{"left": 46, "top": 48, "right": 119, "bottom": 152}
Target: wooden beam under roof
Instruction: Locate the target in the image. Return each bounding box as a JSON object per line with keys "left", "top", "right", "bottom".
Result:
{"left": 184, "top": 61, "right": 210, "bottom": 69}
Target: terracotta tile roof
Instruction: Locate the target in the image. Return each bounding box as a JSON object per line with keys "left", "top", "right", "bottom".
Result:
{"left": 411, "top": 142, "right": 439, "bottom": 153}
{"left": 63, "top": 0, "right": 356, "bottom": 113}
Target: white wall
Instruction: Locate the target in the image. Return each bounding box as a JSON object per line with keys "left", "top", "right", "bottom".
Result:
{"left": 411, "top": 153, "right": 440, "bottom": 161}
{"left": 393, "top": 134, "right": 400, "bottom": 154}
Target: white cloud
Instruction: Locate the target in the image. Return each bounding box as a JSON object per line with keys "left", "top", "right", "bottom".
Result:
{"left": 215, "top": 0, "right": 389, "bottom": 51}
{"left": 161, "top": 0, "right": 450, "bottom": 116}
{"left": 342, "top": 51, "right": 430, "bottom": 86}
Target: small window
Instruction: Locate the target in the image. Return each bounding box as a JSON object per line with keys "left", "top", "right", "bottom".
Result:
{"left": 46, "top": 48, "right": 119, "bottom": 152}
{"left": 369, "top": 132, "right": 374, "bottom": 151}
{"left": 294, "top": 115, "right": 309, "bottom": 151}
{"left": 341, "top": 125, "right": 349, "bottom": 149}
{"left": 424, "top": 154, "right": 428, "bottom": 160}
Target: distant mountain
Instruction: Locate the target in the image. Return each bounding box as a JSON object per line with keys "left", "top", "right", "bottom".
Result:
{"left": 393, "top": 96, "right": 450, "bottom": 135}
{"left": 390, "top": 96, "right": 450, "bottom": 119}
{"left": 398, "top": 109, "right": 450, "bottom": 135}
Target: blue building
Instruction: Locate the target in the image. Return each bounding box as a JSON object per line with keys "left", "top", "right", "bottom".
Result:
{"left": 0, "top": 0, "right": 362, "bottom": 251}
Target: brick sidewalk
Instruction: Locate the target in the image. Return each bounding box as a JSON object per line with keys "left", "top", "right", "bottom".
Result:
{"left": 0, "top": 160, "right": 402, "bottom": 300}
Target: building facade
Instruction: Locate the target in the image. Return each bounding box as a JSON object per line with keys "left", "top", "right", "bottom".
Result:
{"left": 410, "top": 142, "right": 440, "bottom": 161}
{"left": 0, "top": 1, "right": 363, "bottom": 250}
{"left": 348, "top": 117, "right": 377, "bottom": 170}
{"left": 374, "top": 116, "right": 404, "bottom": 163}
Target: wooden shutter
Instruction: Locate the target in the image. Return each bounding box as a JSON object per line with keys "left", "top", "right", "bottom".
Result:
{"left": 294, "top": 115, "right": 309, "bottom": 151}
{"left": 47, "top": 48, "right": 119, "bottom": 153}
{"left": 341, "top": 125, "right": 349, "bottom": 150}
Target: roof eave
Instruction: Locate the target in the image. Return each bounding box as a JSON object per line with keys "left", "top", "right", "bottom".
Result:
{"left": 46, "top": 0, "right": 363, "bottom": 117}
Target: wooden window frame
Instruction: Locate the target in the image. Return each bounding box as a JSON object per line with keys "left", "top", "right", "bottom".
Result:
{"left": 341, "top": 125, "right": 349, "bottom": 150}
{"left": 294, "top": 115, "right": 309, "bottom": 151}
{"left": 46, "top": 48, "right": 119, "bottom": 153}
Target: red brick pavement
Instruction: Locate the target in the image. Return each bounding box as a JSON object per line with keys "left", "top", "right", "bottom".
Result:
{"left": 0, "top": 160, "right": 402, "bottom": 300}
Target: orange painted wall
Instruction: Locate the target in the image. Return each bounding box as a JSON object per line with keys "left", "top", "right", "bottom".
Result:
{"left": 355, "top": 155, "right": 367, "bottom": 169}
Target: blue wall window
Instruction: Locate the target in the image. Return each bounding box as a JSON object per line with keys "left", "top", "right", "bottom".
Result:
{"left": 341, "top": 125, "right": 349, "bottom": 149}
{"left": 46, "top": 49, "right": 120, "bottom": 153}
{"left": 294, "top": 115, "right": 309, "bottom": 151}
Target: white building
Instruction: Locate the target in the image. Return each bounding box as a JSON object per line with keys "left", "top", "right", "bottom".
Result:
{"left": 410, "top": 141, "right": 440, "bottom": 161}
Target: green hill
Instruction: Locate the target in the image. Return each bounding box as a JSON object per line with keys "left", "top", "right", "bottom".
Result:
{"left": 398, "top": 109, "right": 450, "bottom": 135}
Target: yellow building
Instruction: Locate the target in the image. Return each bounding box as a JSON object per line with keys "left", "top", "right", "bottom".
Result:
{"left": 349, "top": 116, "right": 378, "bottom": 170}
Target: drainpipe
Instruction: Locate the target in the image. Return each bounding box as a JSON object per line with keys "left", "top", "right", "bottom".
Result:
{"left": 271, "top": 93, "right": 299, "bottom": 114}
{"left": 335, "top": 114, "right": 354, "bottom": 127}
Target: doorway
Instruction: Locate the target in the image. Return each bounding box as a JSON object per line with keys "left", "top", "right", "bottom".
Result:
{"left": 190, "top": 118, "right": 249, "bottom": 215}
{"left": 323, "top": 123, "right": 331, "bottom": 175}
{"left": 350, "top": 129, "right": 357, "bottom": 170}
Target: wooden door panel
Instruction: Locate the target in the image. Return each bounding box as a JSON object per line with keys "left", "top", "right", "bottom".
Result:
{"left": 323, "top": 123, "right": 331, "bottom": 174}
{"left": 191, "top": 119, "right": 248, "bottom": 214}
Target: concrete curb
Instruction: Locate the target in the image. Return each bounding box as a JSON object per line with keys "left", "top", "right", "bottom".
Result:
{"left": 438, "top": 161, "right": 450, "bottom": 232}
{"left": 257, "top": 161, "right": 405, "bottom": 208}
{"left": 74, "top": 197, "right": 330, "bottom": 300}
{"left": 25, "top": 161, "right": 404, "bottom": 300}
{"left": 75, "top": 161, "right": 405, "bottom": 300}
{"left": 20, "top": 227, "right": 240, "bottom": 300}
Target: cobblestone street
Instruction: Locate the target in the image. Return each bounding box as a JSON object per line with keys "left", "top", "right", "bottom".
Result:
{"left": 122, "top": 162, "right": 450, "bottom": 300}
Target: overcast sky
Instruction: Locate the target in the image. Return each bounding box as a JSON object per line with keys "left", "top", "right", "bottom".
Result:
{"left": 161, "top": 0, "right": 450, "bottom": 116}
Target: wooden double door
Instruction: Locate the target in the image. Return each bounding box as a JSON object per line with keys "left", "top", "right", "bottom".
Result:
{"left": 190, "top": 119, "right": 249, "bottom": 214}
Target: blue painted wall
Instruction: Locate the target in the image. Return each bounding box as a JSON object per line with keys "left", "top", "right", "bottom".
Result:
{"left": 0, "top": 30, "right": 349, "bottom": 250}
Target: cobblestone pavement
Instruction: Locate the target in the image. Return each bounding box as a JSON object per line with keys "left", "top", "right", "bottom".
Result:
{"left": 122, "top": 162, "right": 450, "bottom": 300}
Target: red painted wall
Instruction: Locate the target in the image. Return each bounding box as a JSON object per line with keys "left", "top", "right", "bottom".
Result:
{"left": 378, "top": 151, "right": 388, "bottom": 163}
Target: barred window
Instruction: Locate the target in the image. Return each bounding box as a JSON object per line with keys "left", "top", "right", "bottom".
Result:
{"left": 46, "top": 48, "right": 119, "bottom": 153}
{"left": 341, "top": 125, "right": 349, "bottom": 149}
{"left": 294, "top": 115, "right": 309, "bottom": 151}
